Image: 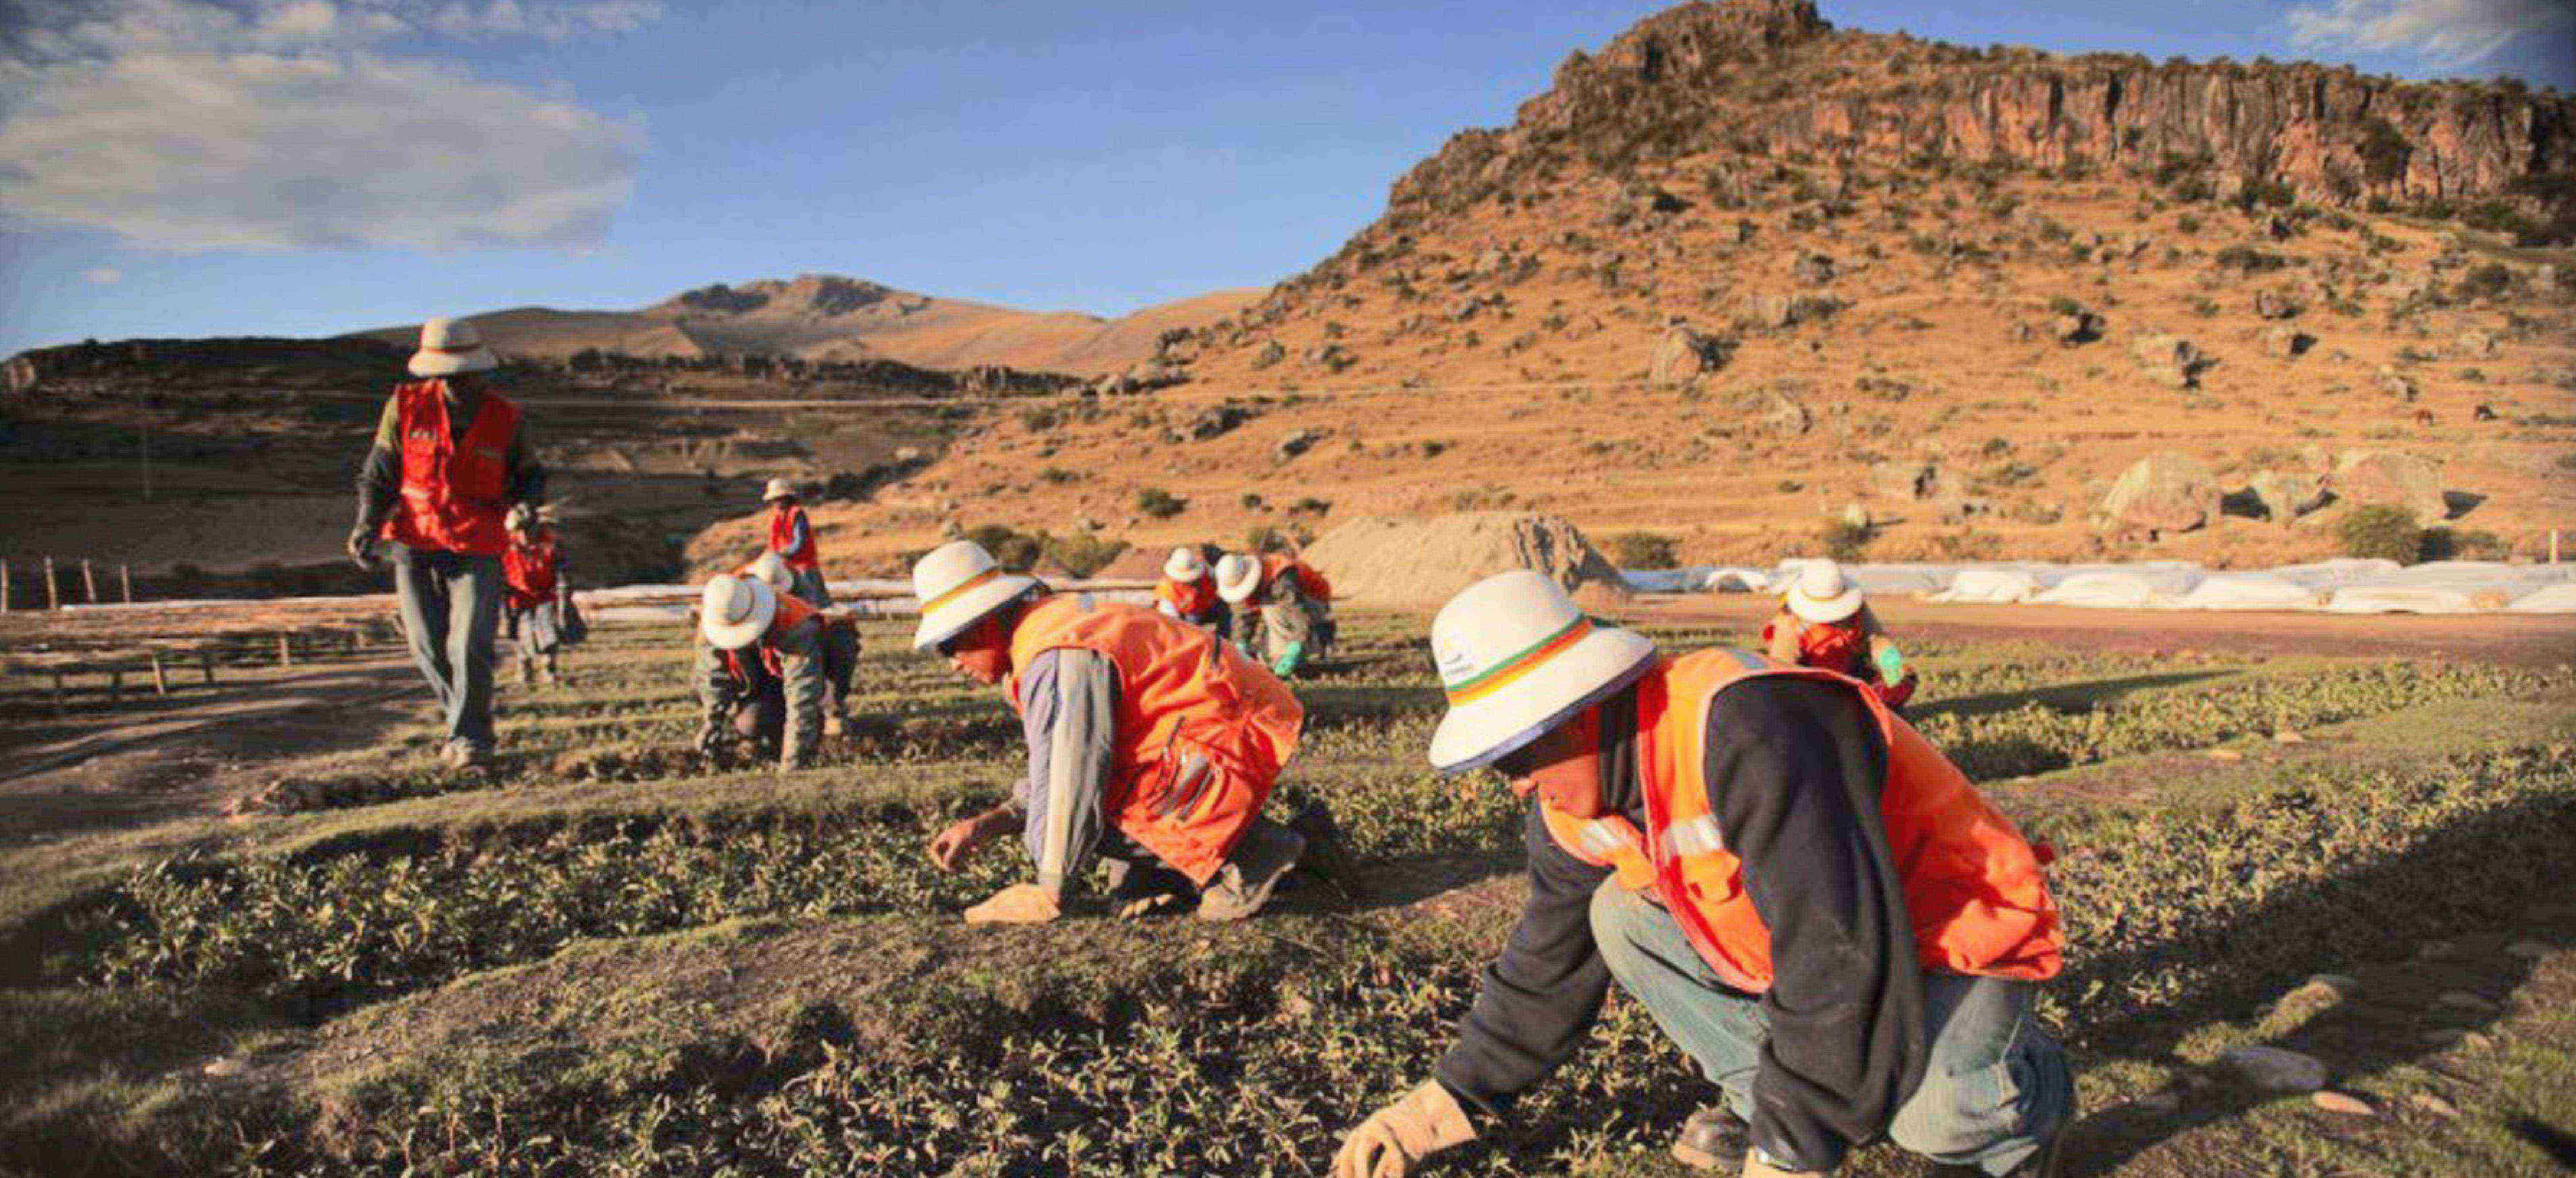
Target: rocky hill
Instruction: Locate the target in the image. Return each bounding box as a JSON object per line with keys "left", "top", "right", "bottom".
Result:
{"left": 351, "top": 276, "right": 1262, "bottom": 377}
{"left": 858, "top": 0, "right": 2576, "bottom": 574}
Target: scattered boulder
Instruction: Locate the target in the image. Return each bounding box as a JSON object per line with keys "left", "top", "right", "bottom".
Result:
{"left": 2456, "top": 328, "right": 2497, "bottom": 358}
{"left": 1183, "top": 403, "right": 1255, "bottom": 441}
{"left": 2099, "top": 452, "right": 2222, "bottom": 534}
{"left": 2311, "top": 1092, "right": 2375, "bottom": 1116}
{"left": 1792, "top": 252, "right": 1837, "bottom": 285}
{"left": 2248, "top": 470, "right": 2326, "bottom": 524}
{"left": 2218, "top": 1045, "right": 2327, "bottom": 1093}
{"left": 1875, "top": 458, "right": 1945, "bottom": 500}
{"left": 1753, "top": 389, "right": 1810, "bottom": 435}
{"left": 1274, "top": 427, "right": 1327, "bottom": 463}
{"left": 2261, "top": 325, "right": 2314, "bottom": 359}
{"left": 2131, "top": 333, "right": 2206, "bottom": 389}
{"left": 1250, "top": 341, "right": 1286, "bottom": 370}
{"left": 1301, "top": 512, "right": 1627, "bottom": 608}
{"left": 2327, "top": 449, "right": 2447, "bottom": 524}
{"left": 1301, "top": 343, "right": 1354, "bottom": 372}
{"left": 2054, "top": 311, "right": 2104, "bottom": 344}
{"left": 2372, "top": 364, "right": 2418, "bottom": 400}
{"left": 1649, "top": 323, "right": 1735, "bottom": 387}
{"left": 1744, "top": 293, "right": 1847, "bottom": 330}
{"left": 2253, "top": 291, "right": 2304, "bottom": 319}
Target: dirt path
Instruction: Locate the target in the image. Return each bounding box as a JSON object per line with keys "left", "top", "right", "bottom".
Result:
{"left": 1636, "top": 597, "right": 2576, "bottom": 667}
{"left": 0, "top": 656, "right": 425, "bottom": 849}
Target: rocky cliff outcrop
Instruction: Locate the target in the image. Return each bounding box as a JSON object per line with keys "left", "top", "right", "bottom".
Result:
{"left": 1386, "top": 0, "right": 2572, "bottom": 221}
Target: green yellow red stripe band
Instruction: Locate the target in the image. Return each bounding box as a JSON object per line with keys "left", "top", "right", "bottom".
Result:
{"left": 921, "top": 567, "right": 1002, "bottom": 614}
{"left": 1445, "top": 617, "right": 1591, "bottom": 706}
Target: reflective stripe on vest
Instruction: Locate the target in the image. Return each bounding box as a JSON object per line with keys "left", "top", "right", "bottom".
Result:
{"left": 1540, "top": 648, "right": 2064, "bottom": 992}
{"left": 380, "top": 380, "right": 519, "bottom": 556}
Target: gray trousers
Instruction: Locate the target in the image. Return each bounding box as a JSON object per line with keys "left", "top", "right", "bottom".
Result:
{"left": 1590, "top": 882, "right": 2072, "bottom": 1176}
{"left": 393, "top": 547, "right": 502, "bottom": 753}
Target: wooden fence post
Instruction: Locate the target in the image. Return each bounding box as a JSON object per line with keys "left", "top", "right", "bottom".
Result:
{"left": 277, "top": 632, "right": 292, "bottom": 668}
{"left": 82, "top": 559, "right": 98, "bottom": 604}
{"left": 44, "top": 556, "right": 58, "bottom": 611}
{"left": 120, "top": 564, "right": 133, "bottom": 603}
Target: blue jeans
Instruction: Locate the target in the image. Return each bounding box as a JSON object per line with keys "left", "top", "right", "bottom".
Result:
{"left": 392, "top": 547, "right": 502, "bottom": 753}
{"left": 1589, "top": 882, "right": 2071, "bottom": 1175}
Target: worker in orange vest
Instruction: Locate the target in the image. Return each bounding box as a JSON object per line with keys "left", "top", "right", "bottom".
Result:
{"left": 761, "top": 477, "right": 831, "bottom": 606}
{"left": 694, "top": 552, "right": 859, "bottom": 751}
{"left": 1760, "top": 561, "right": 1917, "bottom": 710}
{"left": 694, "top": 558, "right": 832, "bottom": 770}
{"left": 1216, "top": 550, "right": 1334, "bottom": 677}
{"left": 500, "top": 504, "right": 577, "bottom": 687}
{"left": 1334, "top": 572, "right": 2069, "bottom": 1178}
{"left": 1152, "top": 545, "right": 1230, "bottom": 637}
{"left": 912, "top": 540, "right": 1308, "bottom": 924}
{"left": 347, "top": 317, "right": 543, "bottom": 770}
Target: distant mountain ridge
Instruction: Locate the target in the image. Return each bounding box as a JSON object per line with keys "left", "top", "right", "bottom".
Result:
{"left": 351, "top": 276, "right": 1261, "bottom": 376}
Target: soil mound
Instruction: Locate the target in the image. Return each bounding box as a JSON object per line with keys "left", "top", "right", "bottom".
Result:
{"left": 1303, "top": 512, "right": 1628, "bottom": 608}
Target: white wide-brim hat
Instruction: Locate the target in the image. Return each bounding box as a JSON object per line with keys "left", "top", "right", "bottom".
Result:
{"left": 1427, "top": 570, "right": 1660, "bottom": 773}
{"left": 1214, "top": 553, "right": 1262, "bottom": 603}
{"left": 409, "top": 316, "right": 498, "bottom": 377}
{"left": 1165, "top": 546, "right": 1207, "bottom": 582}
{"left": 763, "top": 477, "right": 797, "bottom": 502}
{"left": 746, "top": 551, "right": 795, "bottom": 594}
{"left": 1785, "top": 560, "right": 1865, "bottom": 623}
{"left": 911, "top": 539, "right": 1038, "bottom": 650}
{"left": 699, "top": 574, "right": 778, "bottom": 650}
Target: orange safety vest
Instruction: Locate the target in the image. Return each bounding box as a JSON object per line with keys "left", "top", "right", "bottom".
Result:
{"left": 1260, "top": 553, "right": 1332, "bottom": 602}
{"left": 380, "top": 380, "right": 520, "bottom": 556}
{"left": 1761, "top": 615, "right": 1870, "bottom": 678}
{"left": 1004, "top": 593, "right": 1304, "bottom": 883}
{"left": 502, "top": 535, "right": 559, "bottom": 609}
{"left": 720, "top": 591, "right": 819, "bottom": 681}
{"left": 1155, "top": 575, "right": 1220, "bottom": 618}
{"left": 767, "top": 504, "right": 819, "bottom": 571}
{"left": 1541, "top": 649, "right": 2061, "bottom": 993}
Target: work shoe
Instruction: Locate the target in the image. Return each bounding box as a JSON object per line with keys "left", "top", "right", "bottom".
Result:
{"left": 822, "top": 710, "right": 845, "bottom": 738}
{"left": 1928, "top": 1129, "right": 2067, "bottom": 1178}
{"left": 1670, "top": 1105, "right": 1750, "bottom": 1170}
{"left": 1104, "top": 857, "right": 1193, "bottom": 919}
{"left": 1196, "top": 821, "right": 1306, "bottom": 921}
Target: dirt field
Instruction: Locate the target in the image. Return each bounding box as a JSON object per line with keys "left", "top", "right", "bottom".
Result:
{"left": 1, "top": 599, "right": 2572, "bottom": 1176}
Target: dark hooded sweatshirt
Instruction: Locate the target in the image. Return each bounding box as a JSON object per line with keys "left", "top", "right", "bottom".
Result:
{"left": 1430, "top": 675, "right": 1924, "bottom": 1173}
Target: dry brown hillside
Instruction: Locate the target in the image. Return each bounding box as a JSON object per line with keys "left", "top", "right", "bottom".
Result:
{"left": 352, "top": 275, "right": 1261, "bottom": 377}
{"left": 817, "top": 0, "right": 2576, "bottom": 574}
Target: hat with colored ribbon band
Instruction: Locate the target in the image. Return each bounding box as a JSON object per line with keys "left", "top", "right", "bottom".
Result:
{"left": 1213, "top": 552, "right": 1262, "bottom": 603}
{"left": 1426, "top": 570, "right": 1659, "bottom": 773}
{"left": 409, "top": 316, "right": 498, "bottom": 377}
{"left": 699, "top": 574, "right": 778, "bottom": 650}
{"left": 910, "top": 539, "right": 1039, "bottom": 650}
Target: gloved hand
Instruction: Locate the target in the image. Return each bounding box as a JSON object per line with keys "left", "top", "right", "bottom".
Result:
{"left": 1269, "top": 641, "right": 1306, "bottom": 678}
{"left": 963, "top": 882, "right": 1062, "bottom": 925}
{"left": 1332, "top": 1080, "right": 1475, "bottom": 1178}
{"left": 345, "top": 527, "right": 380, "bottom": 570}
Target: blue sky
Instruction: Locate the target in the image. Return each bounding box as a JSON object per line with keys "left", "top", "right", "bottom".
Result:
{"left": 3, "top": 0, "right": 2570, "bottom": 356}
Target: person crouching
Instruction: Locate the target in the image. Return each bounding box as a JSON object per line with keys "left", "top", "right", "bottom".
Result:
{"left": 1153, "top": 545, "right": 1231, "bottom": 637}
{"left": 693, "top": 557, "right": 832, "bottom": 770}
{"left": 1761, "top": 560, "right": 1917, "bottom": 710}
{"left": 914, "top": 539, "right": 1308, "bottom": 924}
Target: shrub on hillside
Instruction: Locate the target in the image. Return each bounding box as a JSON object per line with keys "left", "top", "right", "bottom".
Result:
{"left": 1607, "top": 532, "right": 1680, "bottom": 570}
{"left": 2337, "top": 505, "right": 2423, "bottom": 564}
{"left": 1819, "top": 519, "right": 1874, "bottom": 562}
{"left": 963, "top": 525, "right": 1043, "bottom": 571}
{"left": 1040, "top": 533, "right": 1127, "bottom": 579}
{"left": 1136, "top": 489, "right": 1186, "bottom": 519}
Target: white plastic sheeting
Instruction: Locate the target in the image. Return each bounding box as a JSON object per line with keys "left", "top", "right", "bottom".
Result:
{"left": 1629, "top": 557, "right": 2576, "bottom": 614}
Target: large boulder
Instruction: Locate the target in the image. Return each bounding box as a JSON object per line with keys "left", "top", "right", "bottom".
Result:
{"left": 2328, "top": 450, "right": 2447, "bottom": 524}
{"left": 1649, "top": 324, "right": 1732, "bottom": 387}
{"left": 2098, "top": 452, "right": 2221, "bottom": 534}
{"left": 1302, "top": 512, "right": 1626, "bottom": 608}
{"left": 2248, "top": 470, "right": 2326, "bottom": 524}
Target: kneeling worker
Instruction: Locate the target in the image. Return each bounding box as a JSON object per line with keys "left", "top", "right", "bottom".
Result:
{"left": 1154, "top": 545, "right": 1230, "bottom": 637}
{"left": 1335, "top": 571, "right": 2069, "bottom": 1178}
{"left": 694, "top": 555, "right": 833, "bottom": 769}
{"left": 914, "top": 539, "right": 1307, "bottom": 924}
{"left": 1216, "top": 550, "right": 1333, "bottom": 678}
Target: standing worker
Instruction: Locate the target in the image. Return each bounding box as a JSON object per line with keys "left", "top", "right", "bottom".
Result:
{"left": 1334, "top": 572, "right": 2069, "bottom": 1178}
{"left": 694, "top": 557, "right": 831, "bottom": 769}
{"left": 913, "top": 540, "right": 1308, "bottom": 924}
{"left": 762, "top": 477, "right": 831, "bottom": 606}
{"left": 346, "top": 317, "right": 543, "bottom": 770}
{"left": 1761, "top": 561, "right": 1916, "bottom": 710}
{"left": 1153, "top": 545, "right": 1230, "bottom": 637}
{"left": 1216, "top": 550, "right": 1334, "bottom": 678}
{"left": 500, "top": 504, "right": 576, "bottom": 687}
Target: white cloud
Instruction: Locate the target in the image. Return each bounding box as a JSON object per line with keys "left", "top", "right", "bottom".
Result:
{"left": 83, "top": 266, "right": 123, "bottom": 284}
{"left": 0, "top": 0, "right": 655, "bottom": 249}
{"left": 2285, "top": 0, "right": 2576, "bottom": 69}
